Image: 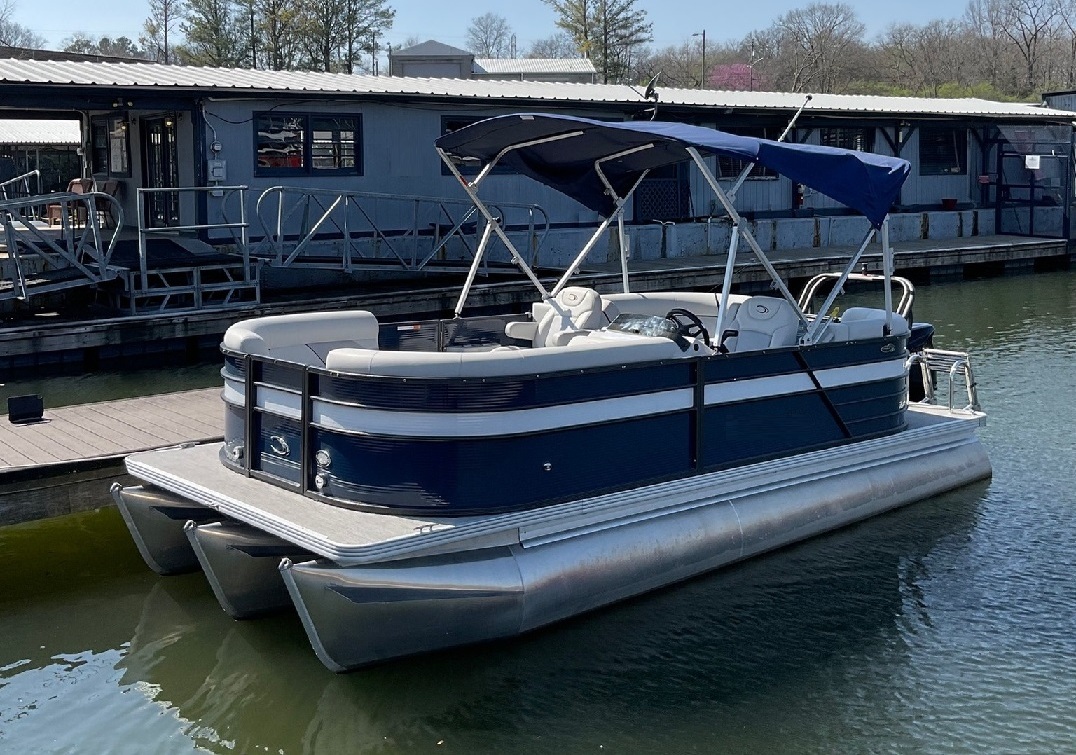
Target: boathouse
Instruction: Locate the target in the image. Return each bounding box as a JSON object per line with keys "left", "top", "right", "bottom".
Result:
{"left": 0, "top": 57, "right": 1072, "bottom": 279}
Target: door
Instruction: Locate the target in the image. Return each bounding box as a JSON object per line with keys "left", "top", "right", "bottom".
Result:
{"left": 141, "top": 116, "right": 180, "bottom": 228}
{"left": 994, "top": 125, "right": 1072, "bottom": 239}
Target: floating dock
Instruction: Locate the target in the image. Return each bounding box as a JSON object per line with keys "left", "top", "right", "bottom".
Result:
{"left": 0, "top": 387, "right": 222, "bottom": 525}
{"left": 0, "top": 234, "right": 1069, "bottom": 375}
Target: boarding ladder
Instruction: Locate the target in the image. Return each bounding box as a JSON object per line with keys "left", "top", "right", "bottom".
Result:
{"left": 908, "top": 348, "right": 982, "bottom": 412}
{"left": 250, "top": 187, "right": 550, "bottom": 273}
{"left": 0, "top": 186, "right": 123, "bottom": 304}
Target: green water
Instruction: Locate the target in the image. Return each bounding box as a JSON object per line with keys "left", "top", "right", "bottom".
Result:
{"left": 1, "top": 271, "right": 1075, "bottom": 754}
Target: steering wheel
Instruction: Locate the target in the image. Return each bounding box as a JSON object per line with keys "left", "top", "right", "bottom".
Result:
{"left": 665, "top": 308, "right": 711, "bottom": 347}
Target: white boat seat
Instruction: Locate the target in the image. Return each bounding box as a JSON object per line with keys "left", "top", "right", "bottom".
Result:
{"left": 721, "top": 296, "right": 800, "bottom": 352}
{"left": 532, "top": 286, "right": 605, "bottom": 347}
{"left": 223, "top": 311, "right": 380, "bottom": 366}
{"left": 840, "top": 307, "right": 911, "bottom": 339}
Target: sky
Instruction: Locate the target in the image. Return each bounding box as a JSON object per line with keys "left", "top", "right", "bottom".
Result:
{"left": 14, "top": 0, "right": 973, "bottom": 57}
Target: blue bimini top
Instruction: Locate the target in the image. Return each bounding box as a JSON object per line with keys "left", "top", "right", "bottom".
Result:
{"left": 436, "top": 113, "right": 911, "bottom": 228}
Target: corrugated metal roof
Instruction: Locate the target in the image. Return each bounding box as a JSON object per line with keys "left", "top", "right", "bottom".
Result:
{"left": 473, "top": 58, "right": 596, "bottom": 75}
{"left": 0, "top": 118, "right": 80, "bottom": 145}
{"left": 0, "top": 58, "right": 1071, "bottom": 121}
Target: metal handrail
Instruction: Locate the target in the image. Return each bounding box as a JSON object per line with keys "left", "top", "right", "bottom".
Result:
{"left": 136, "top": 185, "right": 251, "bottom": 292}
{"left": 0, "top": 169, "right": 39, "bottom": 201}
{"left": 251, "top": 186, "right": 550, "bottom": 272}
{"left": 907, "top": 348, "right": 981, "bottom": 412}
{"left": 0, "top": 191, "right": 123, "bottom": 300}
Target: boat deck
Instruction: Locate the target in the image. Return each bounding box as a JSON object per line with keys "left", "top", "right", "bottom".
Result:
{"left": 125, "top": 404, "right": 984, "bottom": 567}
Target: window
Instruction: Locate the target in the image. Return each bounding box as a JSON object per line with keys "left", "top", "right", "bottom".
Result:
{"left": 311, "top": 116, "right": 357, "bottom": 171}
{"left": 821, "top": 127, "right": 874, "bottom": 153}
{"left": 90, "top": 115, "right": 130, "bottom": 177}
{"left": 716, "top": 127, "right": 776, "bottom": 179}
{"left": 919, "top": 126, "right": 967, "bottom": 175}
{"left": 254, "top": 112, "right": 362, "bottom": 176}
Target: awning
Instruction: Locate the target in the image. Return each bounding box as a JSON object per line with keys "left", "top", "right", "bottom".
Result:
{"left": 436, "top": 113, "right": 910, "bottom": 227}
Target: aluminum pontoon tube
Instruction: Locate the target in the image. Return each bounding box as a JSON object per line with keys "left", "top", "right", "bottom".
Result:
{"left": 282, "top": 435, "right": 991, "bottom": 672}
{"left": 111, "top": 483, "right": 216, "bottom": 575}
{"left": 185, "top": 520, "right": 311, "bottom": 619}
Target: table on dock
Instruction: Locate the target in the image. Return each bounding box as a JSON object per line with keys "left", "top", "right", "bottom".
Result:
{"left": 0, "top": 387, "right": 223, "bottom": 478}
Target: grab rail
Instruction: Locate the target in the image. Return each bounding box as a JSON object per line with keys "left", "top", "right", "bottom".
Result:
{"left": 907, "top": 348, "right": 981, "bottom": 412}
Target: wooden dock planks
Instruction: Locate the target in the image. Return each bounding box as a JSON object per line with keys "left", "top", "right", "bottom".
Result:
{"left": 0, "top": 387, "right": 223, "bottom": 476}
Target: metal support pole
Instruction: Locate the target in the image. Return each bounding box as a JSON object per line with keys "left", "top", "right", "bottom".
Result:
{"left": 687, "top": 147, "right": 805, "bottom": 322}
{"left": 438, "top": 147, "right": 551, "bottom": 301}
{"left": 881, "top": 216, "right": 894, "bottom": 335}
{"left": 713, "top": 226, "right": 739, "bottom": 342}
{"left": 454, "top": 218, "right": 496, "bottom": 318}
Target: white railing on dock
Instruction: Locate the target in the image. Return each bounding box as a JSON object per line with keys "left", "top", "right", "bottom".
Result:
{"left": 251, "top": 186, "right": 550, "bottom": 272}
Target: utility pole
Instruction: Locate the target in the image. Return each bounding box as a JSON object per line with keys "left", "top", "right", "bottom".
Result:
{"left": 693, "top": 30, "right": 707, "bottom": 89}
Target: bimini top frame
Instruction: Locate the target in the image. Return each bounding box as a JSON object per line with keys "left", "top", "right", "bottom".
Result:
{"left": 435, "top": 112, "right": 911, "bottom": 344}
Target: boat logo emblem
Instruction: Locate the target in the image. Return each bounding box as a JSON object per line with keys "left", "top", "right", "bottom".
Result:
{"left": 269, "top": 435, "right": 290, "bottom": 456}
{"left": 881, "top": 344, "right": 895, "bottom": 353}
{"left": 754, "top": 304, "right": 770, "bottom": 314}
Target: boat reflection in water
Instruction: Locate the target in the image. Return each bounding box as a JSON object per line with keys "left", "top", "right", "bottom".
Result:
{"left": 103, "top": 483, "right": 985, "bottom": 753}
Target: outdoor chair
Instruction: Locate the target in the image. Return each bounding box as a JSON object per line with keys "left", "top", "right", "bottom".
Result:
{"left": 46, "top": 178, "right": 93, "bottom": 226}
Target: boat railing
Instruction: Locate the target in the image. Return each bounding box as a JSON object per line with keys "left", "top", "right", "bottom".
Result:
{"left": 250, "top": 186, "right": 550, "bottom": 272}
{"left": 908, "top": 348, "right": 982, "bottom": 412}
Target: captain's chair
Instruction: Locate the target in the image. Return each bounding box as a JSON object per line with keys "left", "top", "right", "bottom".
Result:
{"left": 533, "top": 286, "right": 605, "bottom": 347}
{"left": 721, "top": 296, "right": 801, "bottom": 352}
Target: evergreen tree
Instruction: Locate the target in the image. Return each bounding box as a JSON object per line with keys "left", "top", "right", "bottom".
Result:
{"left": 543, "top": 0, "right": 651, "bottom": 83}
{"left": 180, "top": 0, "right": 245, "bottom": 67}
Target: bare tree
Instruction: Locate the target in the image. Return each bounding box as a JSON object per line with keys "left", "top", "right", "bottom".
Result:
{"left": 1056, "top": 0, "right": 1076, "bottom": 88}
{"left": 766, "top": 3, "right": 867, "bottom": 93}
{"left": 996, "top": 0, "right": 1062, "bottom": 93}
{"left": 466, "top": 12, "right": 514, "bottom": 57}
{"left": 142, "top": 0, "right": 186, "bottom": 64}
{"left": 526, "top": 31, "right": 579, "bottom": 58}
{"left": 0, "top": 0, "right": 45, "bottom": 48}
{"left": 879, "top": 20, "right": 972, "bottom": 96}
